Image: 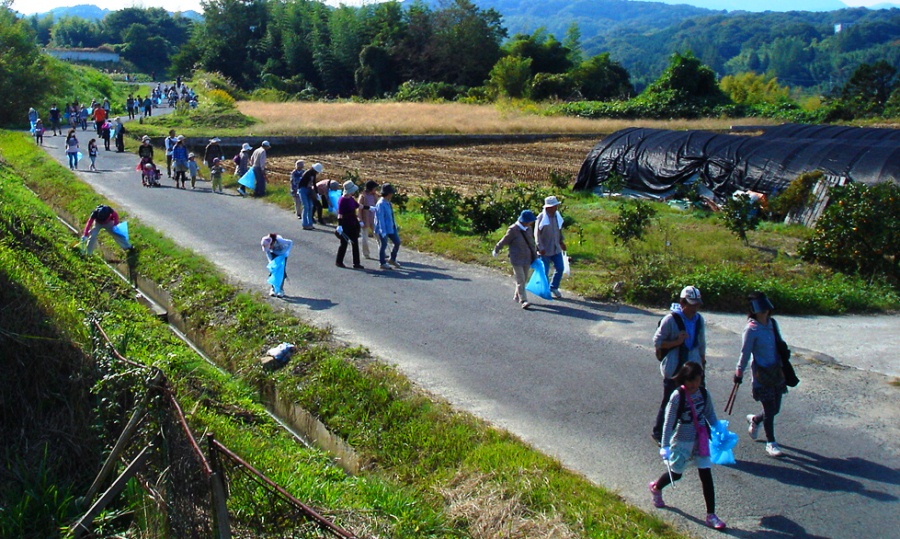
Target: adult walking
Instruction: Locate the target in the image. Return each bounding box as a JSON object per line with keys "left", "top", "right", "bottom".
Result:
{"left": 28, "top": 107, "right": 38, "bottom": 133}
{"left": 82, "top": 204, "right": 132, "bottom": 255}
{"left": 65, "top": 128, "right": 80, "bottom": 170}
{"left": 114, "top": 117, "right": 125, "bottom": 152}
{"left": 298, "top": 163, "right": 323, "bottom": 229}
{"left": 142, "top": 95, "right": 152, "bottom": 118}
{"left": 290, "top": 160, "right": 305, "bottom": 218}
{"left": 164, "top": 129, "right": 178, "bottom": 178}
{"left": 171, "top": 136, "right": 189, "bottom": 189}
{"left": 374, "top": 183, "right": 402, "bottom": 269}
{"left": 235, "top": 142, "right": 253, "bottom": 196}
{"left": 92, "top": 103, "right": 107, "bottom": 136}
{"left": 203, "top": 137, "right": 224, "bottom": 169}
{"left": 652, "top": 285, "right": 706, "bottom": 445}
{"left": 250, "top": 141, "right": 271, "bottom": 196}
{"left": 493, "top": 210, "right": 539, "bottom": 309}
{"left": 358, "top": 180, "right": 379, "bottom": 259}
{"left": 534, "top": 196, "right": 566, "bottom": 299}
{"left": 335, "top": 181, "right": 364, "bottom": 269}
{"left": 734, "top": 291, "right": 789, "bottom": 458}
{"left": 49, "top": 104, "right": 61, "bottom": 136}
{"left": 261, "top": 233, "right": 293, "bottom": 298}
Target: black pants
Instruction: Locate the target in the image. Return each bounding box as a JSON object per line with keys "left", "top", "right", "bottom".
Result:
{"left": 752, "top": 393, "right": 783, "bottom": 442}
{"left": 654, "top": 467, "right": 716, "bottom": 514}
{"left": 336, "top": 222, "right": 361, "bottom": 266}
{"left": 653, "top": 378, "right": 680, "bottom": 442}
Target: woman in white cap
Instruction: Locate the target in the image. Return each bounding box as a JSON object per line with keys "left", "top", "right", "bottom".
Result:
{"left": 235, "top": 142, "right": 252, "bottom": 195}
{"left": 250, "top": 140, "right": 270, "bottom": 196}
{"left": 204, "top": 137, "right": 224, "bottom": 169}
{"left": 335, "top": 180, "right": 364, "bottom": 269}
{"left": 534, "top": 195, "right": 567, "bottom": 298}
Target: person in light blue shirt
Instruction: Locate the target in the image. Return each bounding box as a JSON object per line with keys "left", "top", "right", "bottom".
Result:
{"left": 374, "top": 183, "right": 401, "bottom": 269}
{"left": 734, "top": 291, "right": 788, "bottom": 458}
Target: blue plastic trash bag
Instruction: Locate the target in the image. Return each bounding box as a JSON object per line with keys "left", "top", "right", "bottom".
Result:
{"left": 525, "top": 258, "right": 552, "bottom": 300}
{"left": 709, "top": 419, "right": 739, "bottom": 465}
{"left": 238, "top": 168, "right": 256, "bottom": 190}
{"left": 328, "top": 189, "right": 341, "bottom": 214}
{"left": 267, "top": 254, "right": 287, "bottom": 295}
{"left": 76, "top": 151, "right": 83, "bottom": 162}
{"left": 110, "top": 128, "right": 116, "bottom": 139}
{"left": 111, "top": 221, "right": 129, "bottom": 243}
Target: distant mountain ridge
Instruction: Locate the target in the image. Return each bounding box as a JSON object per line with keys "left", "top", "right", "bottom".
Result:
{"left": 28, "top": 3, "right": 202, "bottom": 21}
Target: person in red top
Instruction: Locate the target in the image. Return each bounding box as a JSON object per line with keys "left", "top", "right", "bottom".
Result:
{"left": 82, "top": 204, "right": 132, "bottom": 255}
{"left": 335, "top": 181, "right": 363, "bottom": 269}
{"left": 92, "top": 105, "right": 108, "bottom": 136}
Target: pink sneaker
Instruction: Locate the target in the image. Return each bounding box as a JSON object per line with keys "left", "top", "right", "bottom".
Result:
{"left": 648, "top": 481, "right": 665, "bottom": 508}
{"left": 706, "top": 513, "right": 726, "bottom": 530}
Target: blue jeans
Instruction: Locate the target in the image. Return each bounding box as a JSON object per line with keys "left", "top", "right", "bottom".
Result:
{"left": 67, "top": 151, "right": 78, "bottom": 169}
{"left": 541, "top": 252, "right": 564, "bottom": 291}
{"left": 299, "top": 187, "right": 315, "bottom": 228}
{"left": 379, "top": 232, "right": 401, "bottom": 264}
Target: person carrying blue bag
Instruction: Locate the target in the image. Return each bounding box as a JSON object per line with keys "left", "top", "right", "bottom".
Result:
{"left": 649, "top": 362, "right": 727, "bottom": 530}
{"left": 493, "top": 210, "right": 539, "bottom": 309}
{"left": 261, "top": 233, "right": 293, "bottom": 298}
{"left": 534, "top": 196, "right": 566, "bottom": 299}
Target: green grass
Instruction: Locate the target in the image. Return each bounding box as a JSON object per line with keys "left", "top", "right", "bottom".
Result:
{"left": 2, "top": 129, "right": 688, "bottom": 538}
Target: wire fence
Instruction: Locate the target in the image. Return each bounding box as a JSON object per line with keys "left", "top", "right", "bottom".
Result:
{"left": 72, "top": 318, "right": 360, "bottom": 538}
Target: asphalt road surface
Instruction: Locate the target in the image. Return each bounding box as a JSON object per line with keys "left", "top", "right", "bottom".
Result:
{"left": 36, "top": 121, "right": 900, "bottom": 539}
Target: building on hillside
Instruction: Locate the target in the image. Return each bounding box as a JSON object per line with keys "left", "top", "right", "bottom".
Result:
{"left": 44, "top": 46, "right": 120, "bottom": 63}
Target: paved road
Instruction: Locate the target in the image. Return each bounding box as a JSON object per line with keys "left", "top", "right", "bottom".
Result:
{"left": 37, "top": 123, "right": 900, "bottom": 539}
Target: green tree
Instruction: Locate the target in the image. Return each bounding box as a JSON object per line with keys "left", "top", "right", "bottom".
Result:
{"left": 0, "top": 4, "right": 57, "bottom": 126}
{"left": 840, "top": 60, "right": 896, "bottom": 117}
{"left": 575, "top": 53, "right": 632, "bottom": 101}
{"left": 504, "top": 29, "right": 572, "bottom": 75}
{"left": 430, "top": 0, "right": 506, "bottom": 87}
{"left": 50, "top": 16, "right": 102, "bottom": 48}
{"left": 186, "top": 0, "right": 269, "bottom": 89}
{"left": 120, "top": 23, "right": 170, "bottom": 75}
{"left": 27, "top": 13, "right": 53, "bottom": 45}
{"left": 489, "top": 55, "right": 532, "bottom": 99}
{"left": 612, "top": 200, "right": 657, "bottom": 245}
{"left": 563, "top": 22, "right": 583, "bottom": 67}
{"left": 355, "top": 44, "right": 394, "bottom": 98}
{"left": 720, "top": 193, "right": 761, "bottom": 245}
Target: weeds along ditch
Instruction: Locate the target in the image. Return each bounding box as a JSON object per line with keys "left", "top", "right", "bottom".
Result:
{"left": 1, "top": 130, "right": 688, "bottom": 538}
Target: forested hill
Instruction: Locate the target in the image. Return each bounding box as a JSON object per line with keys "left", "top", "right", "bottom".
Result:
{"left": 460, "top": 0, "right": 722, "bottom": 45}
{"left": 585, "top": 6, "right": 900, "bottom": 90}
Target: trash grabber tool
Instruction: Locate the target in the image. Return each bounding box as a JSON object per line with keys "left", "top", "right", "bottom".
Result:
{"left": 724, "top": 382, "right": 739, "bottom": 415}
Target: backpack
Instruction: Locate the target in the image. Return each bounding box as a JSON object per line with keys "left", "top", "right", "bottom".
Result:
{"left": 657, "top": 312, "right": 703, "bottom": 379}
{"left": 675, "top": 386, "right": 709, "bottom": 426}
{"left": 92, "top": 205, "right": 112, "bottom": 222}
{"left": 655, "top": 312, "right": 686, "bottom": 361}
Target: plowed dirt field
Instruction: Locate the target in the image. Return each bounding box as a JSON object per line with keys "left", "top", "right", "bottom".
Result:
{"left": 264, "top": 138, "right": 597, "bottom": 195}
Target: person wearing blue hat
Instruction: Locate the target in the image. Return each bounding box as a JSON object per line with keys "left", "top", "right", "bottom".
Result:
{"left": 493, "top": 209, "right": 539, "bottom": 309}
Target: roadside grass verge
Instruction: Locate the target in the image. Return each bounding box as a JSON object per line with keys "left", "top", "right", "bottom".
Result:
{"left": 3, "top": 129, "right": 687, "bottom": 538}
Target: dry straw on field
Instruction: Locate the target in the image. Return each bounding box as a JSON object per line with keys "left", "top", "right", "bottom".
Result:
{"left": 237, "top": 101, "right": 753, "bottom": 136}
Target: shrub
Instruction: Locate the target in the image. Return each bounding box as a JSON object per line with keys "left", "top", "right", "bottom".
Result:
{"left": 548, "top": 170, "right": 571, "bottom": 190}
{"left": 611, "top": 200, "right": 657, "bottom": 244}
{"left": 206, "top": 88, "right": 236, "bottom": 109}
{"left": 461, "top": 191, "right": 518, "bottom": 237}
{"left": 420, "top": 187, "right": 462, "bottom": 231}
{"left": 394, "top": 81, "right": 465, "bottom": 102}
{"left": 250, "top": 88, "right": 291, "bottom": 102}
{"left": 720, "top": 193, "right": 761, "bottom": 245}
{"left": 768, "top": 171, "right": 822, "bottom": 221}
{"left": 799, "top": 182, "right": 900, "bottom": 283}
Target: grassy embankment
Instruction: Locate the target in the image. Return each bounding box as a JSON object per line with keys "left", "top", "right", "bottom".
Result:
{"left": 2, "top": 129, "right": 687, "bottom": 538}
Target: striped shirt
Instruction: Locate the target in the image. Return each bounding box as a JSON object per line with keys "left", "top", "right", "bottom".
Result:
{"left": 661, "top": 386, "right": 717, "bottom": 451}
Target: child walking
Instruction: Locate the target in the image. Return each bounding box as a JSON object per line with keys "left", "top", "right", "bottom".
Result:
{"left": 209, "top": 157, "right": 224, "bottom": 193}
{"left": 187, "top": 153, "right": 200, "bottom": 189}
{"left": 88, "top": 139, "right": 98, "bottom": 171}
{"left": 33, "top": 119, "right": 44, "bottom": 145}
{"left": 374, "top": 183, "right": 402, "bottom": 270}
{"left": 649, "top": 362, "right": 726, "bottom": 530}
{"left": 357, "top": 180, "right": 379, "bottom": 259}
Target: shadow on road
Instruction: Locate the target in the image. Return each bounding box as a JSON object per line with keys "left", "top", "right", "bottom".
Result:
{"left": 367, "top": 261, "right": 472, "bottom": 282}
{"left": 733, "top": 445, "right": 898, "bottom": 501}
{"left": 525, "top": 297, "right": 624, "bottom": 322}
{"left": 279, "top": 295, "right": 337, "bottom": 311}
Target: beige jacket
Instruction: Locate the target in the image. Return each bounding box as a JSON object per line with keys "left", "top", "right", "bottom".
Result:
{"left": 495, "top": 223, "right": 537, "bottom": 267}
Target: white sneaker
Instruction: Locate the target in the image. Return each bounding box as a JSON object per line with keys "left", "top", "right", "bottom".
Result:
{"left": 747, "top": 414, "right": 759, "bottom": 440}
{"left": 766, "top": 442, "right": 784, "bottom": 457}
{"left": 380, "top": 263, "right": 392, "bottom": 270}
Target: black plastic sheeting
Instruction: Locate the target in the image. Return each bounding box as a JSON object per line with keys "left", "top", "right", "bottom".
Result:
{"left": 759, "top": 123, "right": 900, "bottom": 141}
{"left": 573, "top": 127, "right": 900, "bottom": 197}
